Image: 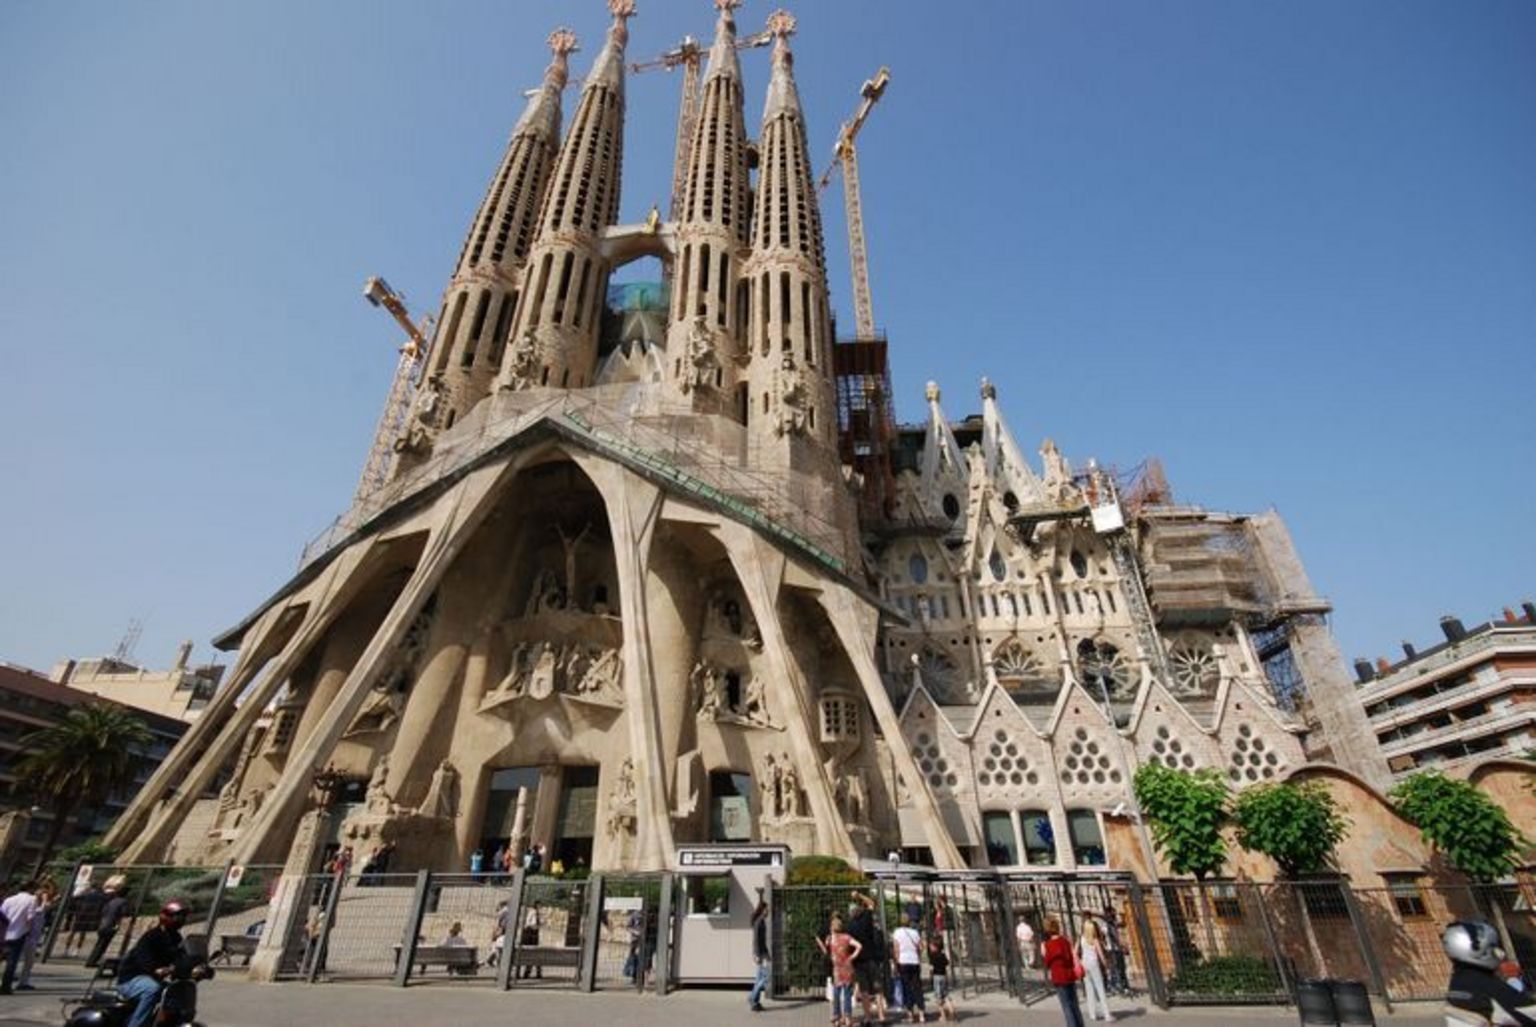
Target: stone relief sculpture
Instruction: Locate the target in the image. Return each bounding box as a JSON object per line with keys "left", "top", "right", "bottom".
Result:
{"left": 348, "top": 603, "right": 434, "bottom": 737}
{"left": 680, "top": 316, "right": 720, "bottom": 394}
{"left": 691, "top": 658, "right": 775, "bottom": 728}
{"left": 834, "top": 767, "right": 868, "bottom": 822}
{"left": 485, "top": 640, "right": 624, "bottom": 709}
{"left": 758, "top": 751, "right": 807, "bottom": 822}
{"left": 417, "top": 759, "right": 459, "bottom": 819}
{"left": 773, "top": 352, "right": 809, "bottom": 437}
{"left": 606, "top": 756, "right": 638, "bottom": 838}
{"left": 365, "top": 755, "right": 394, "bottom": 814}
{"left": 503, "top": 330, "right": 540, "bottom": 391}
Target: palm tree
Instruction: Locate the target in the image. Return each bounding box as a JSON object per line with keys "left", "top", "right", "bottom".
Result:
{"left": 18, "top": 703, "right": 152, "bottom": 875}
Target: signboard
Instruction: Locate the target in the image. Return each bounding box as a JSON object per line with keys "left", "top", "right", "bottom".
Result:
{"left": 603, "top": 895, "right": 644, "bottom": 912}
{"left": 74, "top": 864, "right": 94, "bottom": 889}
{"left": 677, "top": 846, "right": 784, "bottom": 869}
{"left": 225, "top": 864, "right": 247, "bottom": 889}
{"left": 710, "top": 795, "right": 752, "bottom": 842}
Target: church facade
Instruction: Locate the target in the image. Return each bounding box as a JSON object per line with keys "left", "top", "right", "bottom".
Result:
{"left": 105, "top": 1, "right": 1385, "bottom": 877}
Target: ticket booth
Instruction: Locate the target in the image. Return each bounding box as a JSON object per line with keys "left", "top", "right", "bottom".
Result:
{"left": 671, "top": 843, "right": 789, "bottom": 984}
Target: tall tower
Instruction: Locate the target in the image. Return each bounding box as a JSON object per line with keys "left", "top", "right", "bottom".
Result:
{"left": 399, "top": 30, "right": 574, "bottom": 460}
{"left": 744, "top": 10, "right": 837, "bottom": 465}
{"left": 663, "top": 0, "right": 752, "bottom": 415}
{"left": 499, "top": 0, "right": 634, "bottom": 393}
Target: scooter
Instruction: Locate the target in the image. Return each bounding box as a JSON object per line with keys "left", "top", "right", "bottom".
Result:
{"left": 63, "top": 951, "right": 215, "bottom": 1027}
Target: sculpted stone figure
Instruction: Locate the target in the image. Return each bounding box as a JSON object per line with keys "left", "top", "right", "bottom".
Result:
{"left": 418, "top": 759, "right": 459, "bottom": 819}
{"left": 692, "top": 660, "right": 725, "bottom": 717}
{"left": 528, "top": 642, "right": 558, "bottom": 700}
{"left": 575, "top": 646, "right": 622, "bottom": 697}
{"left": 504, "top": 330, "right": 540, "bottom": 391}
{"left": 773, "top": 353, "right": 809, "bottom": 437}
{"left": 366, "top": 756, "right": 392, "bottom": 814}
{"left": 681, "top": 316, "right": 719, "bottom": 394}
{"left": 741, "top": 675, "right": 771, "bottom": 727}
{"left": 606, "top": 757, "right": 638, "bottom": 838}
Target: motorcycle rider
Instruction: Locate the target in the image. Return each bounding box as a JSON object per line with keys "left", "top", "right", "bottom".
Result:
{"left": 1443, "top": 920, "right": 1536, "bottom": 1026}
{"left": 115, "top": 901, "right": 191, "bottom": 1027}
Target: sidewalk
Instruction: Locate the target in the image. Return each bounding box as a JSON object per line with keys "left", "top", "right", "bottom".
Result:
{"left": 0, "top": 962, "right": 1448, "bottom": 1027}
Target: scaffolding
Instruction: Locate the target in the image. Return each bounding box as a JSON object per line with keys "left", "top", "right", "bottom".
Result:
{"left": 833, "top": 335, "right": 896, "bottom": 519}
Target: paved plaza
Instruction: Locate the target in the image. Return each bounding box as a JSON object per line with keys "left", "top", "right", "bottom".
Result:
{"left": 0, "top": 962, "right": 1450, "bottom": 1027}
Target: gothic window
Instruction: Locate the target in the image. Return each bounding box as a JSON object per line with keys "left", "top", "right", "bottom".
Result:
{"left": 917, "top": 646, "right": 959, "bottom": 695}
{"left": 1149, "top": 725, "right": 1197, "bottom": 770}
{"left": 908, "top": 554, "right": 929, "bottom": 584}
{"left": 1069, "top": 550, "right": 1088, "bottom": 579}
{"left": 1169, "top": 642, "right": 1221, "bottom": 698}
{"left": 992, "top": 639, "right": 1052, "bottom": 695}
{"left": 977, "top": 728, "right": 1037, "bottom": 789}
{"left": 268, "top": 706, "right": 300, "bottom": 754}
{"left": 1077, "top": 638, "right": 1134, "bottom": 698}
{"left": 1228, "top": 723, "right": 1282, "bottom": 783}
{"left": 1062, "top": 727, "right": 1122, "bottom": 787}
{"left": 988, "top": 547, "right": 1007, "bottom": 583}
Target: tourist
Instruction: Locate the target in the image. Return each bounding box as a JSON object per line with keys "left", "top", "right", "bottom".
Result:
{"left": 748, "top": 892, "right": 770, "bottom": 1012}
{"left": 1500, "top": 960, "right": 1527, "bottom": 993}
{"left": 892, "top": 912, "right": 926, "bottom": 1022}
{"left": 1078, "top": 918, "right": 1112, "bottom": 1021}
{"left": 1015, "top": 913, "right": 1037, "bottom": 968}
{"left": 487, "top": 900, "right": 510, "bottom": 968}
{"left": 1099, "top": 906, "right": 1129, "bottom": 995}
{"left": 517, "top": 905, "right": 542, "bottom": 979}
{"left": 85, "top": 878, "right": 128, "bottom": 968}
{"left": 442, "top": 920, "right": 473, "bottom": 975}
{"left": 0, "top": 879, "right": 41, "bottom": 994}
{"left": 847, "top": 892, "right": 886, "bottom": 1024}
{"left": 64, "top": 880, "right": 106, "bottom": 957}
{"left": 1041, "top": 917, "right": 1085, "bottom": 1027}
{"left": 928, "top": 935, "right": 957, "bottom": 1023}
{"left": 16, "top": 880, "right": 58, "bottom": 990}
{"left": 470, "top": 849, "right": 484, "bottom": 877}
{"left": 818, "top": 914, "right": 862, "bottom": 1027}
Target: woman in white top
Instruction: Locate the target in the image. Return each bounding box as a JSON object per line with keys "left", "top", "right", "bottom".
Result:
{"left": 1078, "top": 919, "right": 1113, "bottom": 1021}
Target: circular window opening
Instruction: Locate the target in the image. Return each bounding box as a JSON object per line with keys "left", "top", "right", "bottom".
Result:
{"left": 941, "top": 494, "right": 961, "bottom": 520}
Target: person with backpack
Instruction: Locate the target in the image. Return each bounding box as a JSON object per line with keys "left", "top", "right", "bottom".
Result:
{"left": 1041, "top": 916, "right": 1085, "bottom": 1027}
{"left": 891, "top": 913, "right": 926, "bottom": 1022}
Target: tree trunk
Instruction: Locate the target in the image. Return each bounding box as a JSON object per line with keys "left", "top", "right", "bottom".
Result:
{"left": 31, "top": 797, "right": 78, "bottom": 879}
{"left": 1194, "top": 875, "right": 1218, "bottom": 960}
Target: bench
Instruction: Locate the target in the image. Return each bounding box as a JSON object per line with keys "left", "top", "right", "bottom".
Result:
{"left": 214, "top": 934, "right": 259, "bottom": 966}
{"left": 514, "top": 945, "right": 581, "bottom": 972}
{"left": 392, "top": 944, "right": 479, "bottom": 976}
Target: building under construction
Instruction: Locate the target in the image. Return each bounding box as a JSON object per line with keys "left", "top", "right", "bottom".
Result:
{"left": 106, "top": 1, "right": 1387, "bottom": 892}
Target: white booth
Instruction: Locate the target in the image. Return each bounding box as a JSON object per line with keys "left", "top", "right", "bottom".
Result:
{"left": 670, "top": 843, "right": 789, "bottom": 984}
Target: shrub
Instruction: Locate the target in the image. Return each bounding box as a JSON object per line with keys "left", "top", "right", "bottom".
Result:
{"left": 785, "top": 855, "right": 865, "bottom": 887}
{"left": 1168, "top": 954, "right": 1282, "bottom": 996}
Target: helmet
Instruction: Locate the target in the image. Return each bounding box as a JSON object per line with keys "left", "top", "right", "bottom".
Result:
{"left": 1442, "top": 920, "right": 1504, "bottom": 970}
{"left": 160, "top": 900, "right": 189, "bottom": 921}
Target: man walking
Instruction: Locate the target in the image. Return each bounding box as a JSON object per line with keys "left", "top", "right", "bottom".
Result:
{"left": 748, "top": 892, "right": 770, "bottom": 1012}
{"left": 85, "top": 880, "right": 129, "bottom": 968}
{"left": 0, "top": 880, "right": 41, "bottom": 994}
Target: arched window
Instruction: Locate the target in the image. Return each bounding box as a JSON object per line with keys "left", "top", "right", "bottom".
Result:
{"left": 908, "top": 553, "right": 929, "bottom": 584}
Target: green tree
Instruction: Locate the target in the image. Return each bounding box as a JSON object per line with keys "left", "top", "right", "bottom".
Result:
{"left": 1232, "top": 781, "right": 1349, "bottom": 878}
{"left": 1133, "top": 763, "right": 1230, "bottom": 880}
{"left": 17, "top": 703, "right": 151, "bottom": 875}
{"left": 1390, "top": 770, "right": 1525, "bottom": 882}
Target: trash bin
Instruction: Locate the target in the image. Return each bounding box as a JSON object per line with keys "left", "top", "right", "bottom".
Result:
{"left": 1296, "top": 978, "right": 1338, "bottom": 1026}
{"left": 1329, "top": 979, "right": 1375, "bottom": 1026}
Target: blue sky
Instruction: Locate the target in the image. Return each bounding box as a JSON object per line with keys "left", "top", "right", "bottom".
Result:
{"left": 1, "top": 1, "right": 1532, "bottom": 674}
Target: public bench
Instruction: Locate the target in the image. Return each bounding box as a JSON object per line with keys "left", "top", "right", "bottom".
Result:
{"left": 393, "top": 943, "right": 479, "bottom": 976}
{"left": 214, "top": 934, "right": 259, "bottom": 965}
{"left": 514, "top": 945, "right": 582, "bottom": 973}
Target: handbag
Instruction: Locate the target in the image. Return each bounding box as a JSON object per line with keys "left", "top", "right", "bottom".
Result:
{"left": 1070, "top": 940, "right": 1086, "bottom": 982}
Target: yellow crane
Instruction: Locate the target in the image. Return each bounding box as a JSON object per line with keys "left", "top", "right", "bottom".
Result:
{"left": 355, "top": 276, "right": 434, "bottom": 503}
{"left": 630, "top": 21, "right": 774, "bottom": 220}
{"left": 818, "top": 66, "right": 890, "bottom": 341}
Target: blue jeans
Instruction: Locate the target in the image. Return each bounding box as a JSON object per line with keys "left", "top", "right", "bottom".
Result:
{"left": 1055, "top": 983, "right": 1086, "bottom": 1027}
{"left": 118, "top": 974, "right": 163, "bottom": 1027}
{"left": 749, "top": 958, "right": 769, "bottom": 1006}
{"left": 832, "top": 982, "right": 855, "bottom": 1019}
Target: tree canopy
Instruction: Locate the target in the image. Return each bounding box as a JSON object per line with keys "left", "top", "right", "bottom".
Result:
{"left": 1133, "top": 763, "right": 1230, "bottom": 881}
{"left": 1232, "top": 780, "right": 1349, "bottom": 878}
{"left": 1390, "top": 770, "right": 1525, "bottom": 883}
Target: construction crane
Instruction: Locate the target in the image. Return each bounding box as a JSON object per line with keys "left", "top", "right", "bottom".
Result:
{"left": 630, "top": 24, "right": 774, "bottom": 220}
{"left": 355, "top": 276, "right": 434, "bottom": 503}
{"left": 818, "top": 66, "right": 889, "bottom": 341}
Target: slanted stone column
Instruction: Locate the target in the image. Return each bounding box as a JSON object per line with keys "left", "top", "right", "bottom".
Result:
{"left": 115, "top": 544, "right": 377, "bottom": 862}
{"left": 568, "top": 453, "right": 675, "bottom": 870}
{"left": 228, "top": 460, "right": 517, "bottom": 866}
{"left": 247, "top": 808, "right": 332, "bottom": 982}
{"left": 817, "top": 581, "right": 966, "bottom": 869}
{"left": 715, "top": 522, "right": 857, "bottom": 862}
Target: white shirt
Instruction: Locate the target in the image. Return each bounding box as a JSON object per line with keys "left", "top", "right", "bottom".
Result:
{"left": 892, "top": 926, "right": 922, "bottom": 966}
{"left": 1, "top": 891, "right": 39, "bottom": 942}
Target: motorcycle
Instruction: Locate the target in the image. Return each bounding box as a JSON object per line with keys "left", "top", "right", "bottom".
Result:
{"left": 63, "top": 948, "right": 215, "bottom": 1027}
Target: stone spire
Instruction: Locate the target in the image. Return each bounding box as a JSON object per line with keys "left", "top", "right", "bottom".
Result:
{"left": 498, "top": 0, "right": 634, "bottom": 394}
{"left": 743, "top": 9, "right": 836, "bottom": 466}
{"left": 394, "top": 30, "right": 576, "bottom": 464}
{"left": 978, "top": 378, "right": 1048, "bottom": 509}
{"left": 664, "top": 0, "right": 752, "bottom": 412}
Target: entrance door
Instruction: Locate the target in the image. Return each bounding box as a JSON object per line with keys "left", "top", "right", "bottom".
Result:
{"left": 554, "top": 765, "right": 598, "bottom": 868}
{"left": 481, "top": 766, "right": 541, "bottom": 859}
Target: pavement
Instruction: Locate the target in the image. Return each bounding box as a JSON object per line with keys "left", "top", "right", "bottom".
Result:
{"left": 0, "top": 961, "right": 1450, "bottom": 1027}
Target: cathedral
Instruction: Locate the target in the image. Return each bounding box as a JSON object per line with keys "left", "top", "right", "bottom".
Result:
{"left": 105, "top": 0, "right": 1384, "bottom": 876}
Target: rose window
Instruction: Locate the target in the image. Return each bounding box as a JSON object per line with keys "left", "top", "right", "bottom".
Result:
{"left": 1169, "top": 644, "right": 1220, "bottom": 697}
{"left": 1077, "top": 639, "right": 1134, "bottom": 699}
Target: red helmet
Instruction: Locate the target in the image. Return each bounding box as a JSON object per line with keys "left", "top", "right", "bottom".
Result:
{"left": 160, "top": 900, "right": 189, "bottom": 921}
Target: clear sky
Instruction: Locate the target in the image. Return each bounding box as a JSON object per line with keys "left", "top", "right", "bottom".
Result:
{"left": 1, "top": 1, "right": 1532, "bottom": 675}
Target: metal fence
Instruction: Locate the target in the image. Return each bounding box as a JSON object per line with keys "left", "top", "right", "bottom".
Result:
{"left": 35, "top": 861, "right": 1536, "bottom": 1008}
